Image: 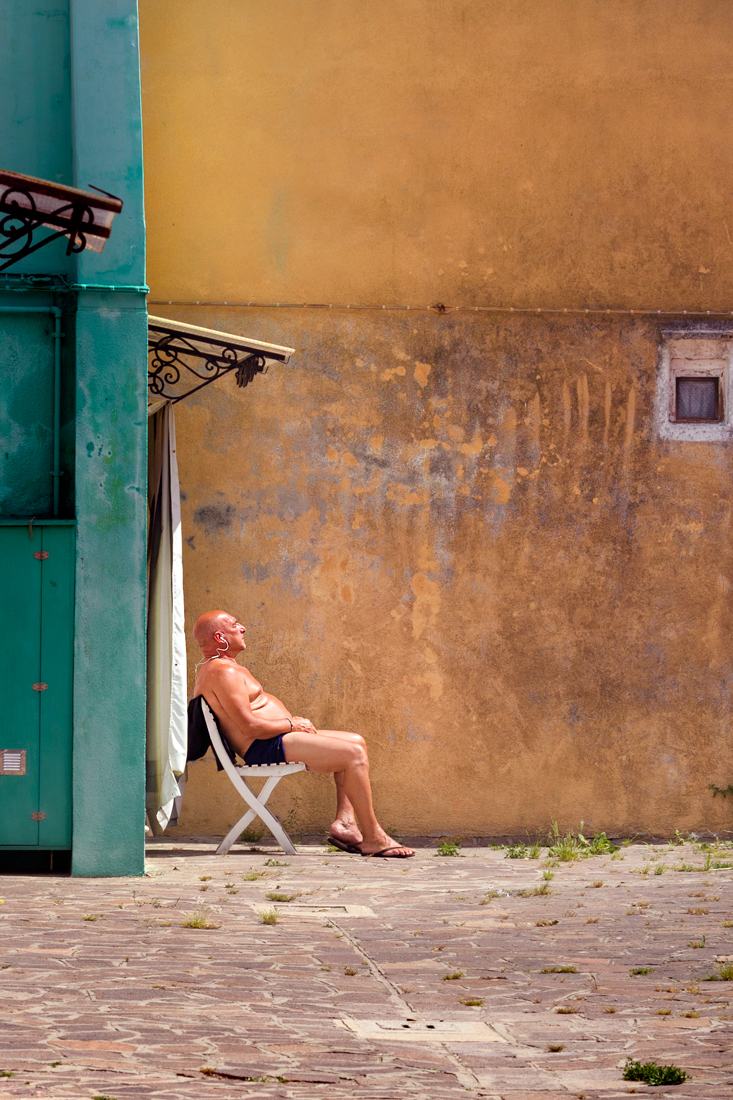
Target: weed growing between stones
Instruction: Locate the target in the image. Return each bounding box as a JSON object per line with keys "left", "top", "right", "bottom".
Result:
{"left": 459, "top": 998, "right": 484, "bottom": 1006}
{"left": 266, "top": 892, "right": 298, "bottom": 902}
{"left": 705, "top": 962, "right": 733, "bottom": 981}
{"left": 546, "top": 822, "right": 618, "bottom": 862}
{"left": 436, "top": 839, "right": 462, "bottom": 857}
{"left": 265, "top": 859, "right": 289, "bottom": 867}
{"left": 180, "top": 908, "right": 220, "bottom": 929}
{"left": 443, "top": 971, "right": 464, "bottom": 980}
{"left": 504, "top": 840, "right": 543, "bottom": 859}
{"left": 623, "top": 1058, "right": 688, "bottom": 1085}
{"left": 481, "top": 888, "right": 510, "bottom": 903}
{"left": 541, "top": 966, "right": 577, "bottom": 973}
{"left": 505, "top": 842, "right": 528, "bottom": 859}
{"left": 516, "top": 883, "right": 551, "bottom": 897}
{"left": 547, "top": 1044, "right": 565, "bottom": 1051}
{"left": 630, "top": 967, "right": 654, "bottom": 975}
{"left": 260, "top": 908, "right": 278, "bottom": 925}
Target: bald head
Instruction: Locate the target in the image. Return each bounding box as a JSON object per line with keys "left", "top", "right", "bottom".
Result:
{"left": 193, "top": 610, "right": 234, "bottom": 649}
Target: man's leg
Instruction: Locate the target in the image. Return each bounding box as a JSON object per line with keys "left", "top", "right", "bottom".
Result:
{"left": 333, "top": 770, "right": 362, "bottom": 845}
{"left": 282, "top": 730, "right": 414, "bottom": 856}
{"left": 317, "top": 730, "right": 362, "bottom": 845}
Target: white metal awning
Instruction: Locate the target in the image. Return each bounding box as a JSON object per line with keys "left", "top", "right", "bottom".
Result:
{"left": 147, "top": 315, "right": 295, "bottom": 404}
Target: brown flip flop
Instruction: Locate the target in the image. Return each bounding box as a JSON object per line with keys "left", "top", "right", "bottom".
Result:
{"left": 327, "top": 835, "right": 364, "bottom": 855}
{"left": 362, "top": 845, "right": 414, "bottom": 859}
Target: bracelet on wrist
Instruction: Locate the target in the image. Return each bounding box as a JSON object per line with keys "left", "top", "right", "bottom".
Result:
{"left": 287, "top": 718, "right": 294, "bottom": 732}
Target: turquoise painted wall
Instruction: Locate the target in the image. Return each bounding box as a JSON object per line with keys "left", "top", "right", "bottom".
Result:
{"left": 70, "top": 0, "right": 147, "bottom": 876}
{"left": 0, "top": 310, "right": 56, "bottom": 516}
{"left": 0, "top": 1, "right": 73, "bottom": 275}
{"left": 0, "top": 1, "right": 147, "bottom": 875}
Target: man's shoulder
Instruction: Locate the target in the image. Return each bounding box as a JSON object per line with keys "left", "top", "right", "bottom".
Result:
{"left": 203, "top": 659, "right": 250, "bottom": 681}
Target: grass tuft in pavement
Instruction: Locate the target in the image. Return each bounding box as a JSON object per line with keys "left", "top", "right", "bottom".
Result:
{"left": 436, "top": 839, "right": 462, "bottom": 857}
{"left": 623, "top": 1057, "right": 688, "bottom": 1085}
{"left": 705, "top": 962, "right": 733, "bottom": 981}
{"left": 180, "top": 907, "right": 220, "bottom": 929}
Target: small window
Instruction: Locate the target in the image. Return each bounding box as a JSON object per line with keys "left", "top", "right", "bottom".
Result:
{"left": 656, "top": 333, "right": 733, "bottom": 441}
{"left": 675, "top": 376, "right": 721, "bottom": 422}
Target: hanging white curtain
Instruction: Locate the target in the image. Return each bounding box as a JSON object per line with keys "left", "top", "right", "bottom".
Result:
{"left": 146, "top": 401, "right": 188, "bottom": 834}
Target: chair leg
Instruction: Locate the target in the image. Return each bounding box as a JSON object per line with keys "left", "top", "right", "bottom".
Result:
{"left": 215, "top": 774, "right": 299, "bottom": 856}
{"left": 216, "top": 808, "right": 257, "bottom": 856}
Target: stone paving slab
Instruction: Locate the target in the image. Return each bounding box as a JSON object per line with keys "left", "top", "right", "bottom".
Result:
{"left": 0, "top": 838, "right": 731, "bottom": 1098}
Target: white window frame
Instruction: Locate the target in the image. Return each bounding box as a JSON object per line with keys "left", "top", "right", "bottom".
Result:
{"left": 656, "top": 328, "right": 733, "bottom": 442}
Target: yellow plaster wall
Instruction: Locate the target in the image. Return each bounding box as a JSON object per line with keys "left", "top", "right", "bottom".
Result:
{"left": 139, "top": 2, "right": 733, "bottom": 838}
{"left": 140, "top": 0, "right": 733, "bottom": 310}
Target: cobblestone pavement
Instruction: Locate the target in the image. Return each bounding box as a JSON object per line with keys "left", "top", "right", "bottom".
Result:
{"left": 0, "top": 838, "right": 731, "bottom": 1100}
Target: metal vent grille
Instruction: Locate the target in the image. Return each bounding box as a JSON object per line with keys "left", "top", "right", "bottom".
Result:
{"left": 1, "top": 749, "right": 26, "bottom": 775}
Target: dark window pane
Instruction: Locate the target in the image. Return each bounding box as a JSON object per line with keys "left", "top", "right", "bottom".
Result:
{"left": 676, "top": 377, "right": 719, "bottom": 420}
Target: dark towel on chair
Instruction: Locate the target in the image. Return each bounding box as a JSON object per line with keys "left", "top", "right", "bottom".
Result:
{"left": 187, "top": 695, "right": 237, "bottom": 771}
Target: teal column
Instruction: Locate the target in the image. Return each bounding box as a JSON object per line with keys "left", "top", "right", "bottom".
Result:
{"left": 70, "top": 0, "right": 147, "bottom": 875}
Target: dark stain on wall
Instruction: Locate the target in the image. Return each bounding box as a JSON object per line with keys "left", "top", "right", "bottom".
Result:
{"left": 193, "top": 502, "right": 236, "bottom": 535}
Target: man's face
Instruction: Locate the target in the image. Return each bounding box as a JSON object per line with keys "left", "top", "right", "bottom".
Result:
{"left": 216, "top": 615, "right": 247, "bottom": 653}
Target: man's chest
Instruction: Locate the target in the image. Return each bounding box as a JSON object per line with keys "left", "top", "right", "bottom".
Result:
{"left": 239, "top": 665, "right": 264, "bottom": 701}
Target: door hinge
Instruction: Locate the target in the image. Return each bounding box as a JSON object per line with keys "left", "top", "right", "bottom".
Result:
{"left": 32, "top": 682, "right": 48, "bottom": 692}
{"left": 30, "top": 812, "right": 46, "bottom": 821}
{"left": 33, "top": 550, "right": 49, "bottom": 560}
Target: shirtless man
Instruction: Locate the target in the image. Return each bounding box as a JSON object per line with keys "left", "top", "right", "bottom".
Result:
{"left": 192, "top": 610, "right": 414, "bottom": 858}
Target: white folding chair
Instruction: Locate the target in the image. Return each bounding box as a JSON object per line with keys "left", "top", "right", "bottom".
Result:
{"left": 200, "top": 698, "right": 305, "bottom": 856}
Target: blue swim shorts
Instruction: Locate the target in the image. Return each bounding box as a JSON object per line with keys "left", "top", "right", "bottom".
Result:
{"left": 244, "top": 735, "right": 287, "bottom": 766}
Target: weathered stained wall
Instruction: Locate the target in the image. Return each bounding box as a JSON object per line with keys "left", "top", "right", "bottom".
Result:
{"left": 140, "top": 0, "right": 733, "bottom": 310}
{"left": 139, "top": 1, "right": 733, "bottom": 837}
{"left": 162, "top": 306, "right": 733, "bottom": 838}
{"left": 71, "top": 0, "right": 148, "bottom": 876}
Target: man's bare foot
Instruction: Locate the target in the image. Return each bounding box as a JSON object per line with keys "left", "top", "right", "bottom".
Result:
{"left": 359, "top": 833, "right": 415, "bottom": 858}
{"left": 329, "top": 818, "right": 363, "bottom": 846}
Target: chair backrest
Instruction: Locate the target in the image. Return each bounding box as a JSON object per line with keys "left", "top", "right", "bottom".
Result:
{"left": 200, "top": 698, "right": 247, "bottom": 788}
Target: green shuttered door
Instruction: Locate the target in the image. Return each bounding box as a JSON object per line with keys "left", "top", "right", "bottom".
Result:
{"left": 0, "top": 524, "right": 74, "bottom": 848}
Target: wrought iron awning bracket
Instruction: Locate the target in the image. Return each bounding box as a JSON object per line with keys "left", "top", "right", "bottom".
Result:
{"left": 0, "top": 172, "right": 123, "bottom": 272}
{"left": 147, "top": 322, "right": 293, "bottom": 404}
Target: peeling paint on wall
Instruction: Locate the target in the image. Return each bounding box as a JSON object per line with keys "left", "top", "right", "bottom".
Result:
{"left": 161, "top": 309, "right": 733, "bottom": 839}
